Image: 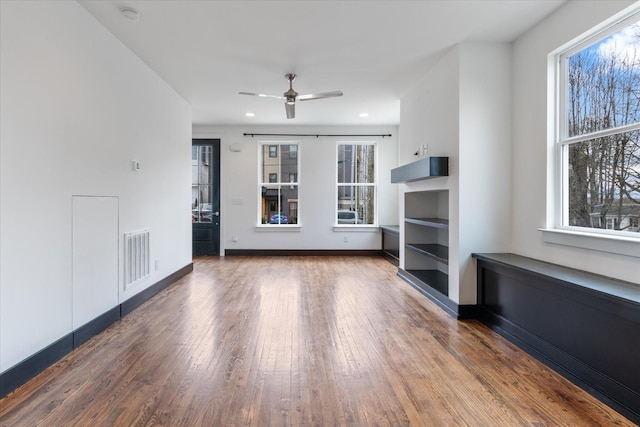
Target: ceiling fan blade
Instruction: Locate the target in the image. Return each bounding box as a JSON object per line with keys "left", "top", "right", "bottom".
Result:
{"left": 285, "top": 102, "right": 295, "bottom": 119}
{"left": 298, "top": 91, "right": 343, "bottom": 101}
{"left": 241, "top": 75, "right": 342, "bottom": 118}
{"left": 238, "top": 91, "right": 285, "bottom": 100}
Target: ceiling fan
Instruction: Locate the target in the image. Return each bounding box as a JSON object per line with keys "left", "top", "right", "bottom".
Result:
{"left": 239, "top": 74, "right": 343, "bottom": 119}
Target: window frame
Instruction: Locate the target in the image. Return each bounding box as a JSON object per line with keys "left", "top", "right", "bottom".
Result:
{"left": 257, "top": 141, "right": 300, "bottom": 228}
{"left": 545, "top": 6, "right": 640, "bottom": 257}
{"left": 335, "top": 141, "right": 378, "bottom": 227}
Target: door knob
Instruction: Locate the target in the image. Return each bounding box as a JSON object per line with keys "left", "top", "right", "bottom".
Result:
{"left": 213, "top": 211, "right": 220, "bottom": 216}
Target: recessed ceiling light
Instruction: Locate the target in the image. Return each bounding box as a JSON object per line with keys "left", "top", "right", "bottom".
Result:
{"left": 245, "top": 112, "right": 255, "bottom": 117}
{"left": 121, "top": 8, "right": 141, "bottom": 21}
{"left": 359, "top": 112, "right": 369, "bottom": 117}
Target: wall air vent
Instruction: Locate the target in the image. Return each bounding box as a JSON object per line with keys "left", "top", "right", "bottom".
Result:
{"left": 124, "top": 229, "right": 150, "bottom": 288}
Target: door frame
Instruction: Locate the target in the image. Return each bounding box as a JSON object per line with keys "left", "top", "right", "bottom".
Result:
{"left": 192, "top": 138, "right": 221, "bottom": 256}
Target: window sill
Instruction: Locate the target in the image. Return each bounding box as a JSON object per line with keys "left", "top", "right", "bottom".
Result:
{"left": 333, "top": 225, "right": 381, "bottom": 232}
{"left": 540, "top": 228, "right": 640, "bottom": 258}
{"left": 255, "top": 225, "right": 301, "bottom": 232}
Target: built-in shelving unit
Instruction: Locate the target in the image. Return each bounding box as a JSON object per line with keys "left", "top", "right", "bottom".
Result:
{"left": 390, "top": 157, "right": 461, "bottom": 316}
{"left": 404, "top": 218, "right": 448, "bottom": 264}
{"left": 403, "top": 190, "right": 449, "bottom": 297}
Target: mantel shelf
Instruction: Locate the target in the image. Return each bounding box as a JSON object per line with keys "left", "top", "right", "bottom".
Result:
{"left": 391, "top": 156, "right": 449, "bottom": 183}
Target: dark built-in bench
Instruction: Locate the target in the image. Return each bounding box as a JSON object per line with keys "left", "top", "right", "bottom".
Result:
{"left": 473, "top": 253, "right": 640, "bottom": 423}
{"left": 381, "top": 225, "right": 399, "bottom": 266}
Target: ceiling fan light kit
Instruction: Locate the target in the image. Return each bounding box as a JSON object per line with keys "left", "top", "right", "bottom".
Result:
{"left": 239, "top": 74, "right": 343, "bottom": 119}
{"left": 285, "top": 102, "right": 295, "bottom": 119}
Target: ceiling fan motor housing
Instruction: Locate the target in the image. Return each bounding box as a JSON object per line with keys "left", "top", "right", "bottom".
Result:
{"left": 284, "top": 74, "right": 298, "bottom": 101}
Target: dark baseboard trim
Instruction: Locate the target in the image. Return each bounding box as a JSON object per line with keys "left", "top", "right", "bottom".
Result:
{"left": 121, "top": 263, "right": 193, "bottom": 316}
{"left": 225, "top": 249, "right": 383, "bottom": 257}
{"left": 381, "top": 252, "right": 399, "bottom": 267}
{"left": 73, "top": 306, "right": 121, "bottom": 348}
{"left": 0, "top": 262, "right": 193, "bottom": 399}
{"left": 397, "top": 268, "right": 477, "bottom": 320}
{"left": 456, "top": 304, "right": 478, "bottom": 320}
{"left": 0, "top": 334, "right": 73, "bottom": 398}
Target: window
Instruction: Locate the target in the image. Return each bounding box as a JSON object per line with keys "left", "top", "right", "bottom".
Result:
{"left": 337, "top": 143, "right": 376, "bottom": 225}
{"left": 260, "top": 143, "right": 299, "bottom": 225}
{"left": 192, "top": 145, "right": 212, "bottom": 223}
{"left": 556, "top": 13, "right": 640, "bottom": 237}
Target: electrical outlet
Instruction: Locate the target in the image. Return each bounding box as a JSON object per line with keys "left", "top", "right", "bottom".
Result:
{"left": 344, "top": 235, "right": 349, "bottom": 243}
{"left": 232, "top": 235, "right": 238, "bottom": 242}
{"left": 422, "top": 144, "right": 428, "bottom": 156}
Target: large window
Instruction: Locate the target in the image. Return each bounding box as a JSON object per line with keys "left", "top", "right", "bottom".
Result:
{"left": 259, "top": 142, "right": 299, "bottom": 225}
{"left": 557, "top": 13, "right": 640, "bottom": 237}
{"left": 337, "top": 143, "right": 376, "bottom": 225}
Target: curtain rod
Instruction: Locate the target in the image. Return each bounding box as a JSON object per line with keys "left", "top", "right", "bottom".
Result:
{"left": 243, "top": 133, "right": 392, "bottom": 138}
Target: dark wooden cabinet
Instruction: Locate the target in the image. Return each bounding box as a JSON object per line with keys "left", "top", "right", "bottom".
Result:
{"left": 381, "top": 225, "right": 399, "bottom": 266}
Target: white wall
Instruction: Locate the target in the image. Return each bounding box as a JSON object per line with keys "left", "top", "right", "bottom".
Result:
{"left": 0, "top": 1, "right": 192, "bottom": 373}
{"left": 398, "top": 42, "right": 512, "bottom": 305}
{"left": 458, "top": 43, "right": 512, "bottom": 302}
{"left": 512, "top": 0, "right": 639, "bottom": 284}
{"left": 193, "top": 125, "right": 398, "bottom": 252}
{"left": 398, "top": 46, "right": 459, "bottom": 291}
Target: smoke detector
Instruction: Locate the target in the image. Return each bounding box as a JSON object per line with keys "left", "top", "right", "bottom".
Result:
{"left": 121, "top": 7, "right": 141, "bottom": 21}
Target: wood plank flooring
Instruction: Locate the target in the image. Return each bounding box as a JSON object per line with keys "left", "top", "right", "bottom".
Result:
{"left": 0, "top": 256, "right": 634, "bottom": 426}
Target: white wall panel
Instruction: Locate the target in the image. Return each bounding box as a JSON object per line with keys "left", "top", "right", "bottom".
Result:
{"left": 72, "top": 197, "right": 119, "bottom": 329}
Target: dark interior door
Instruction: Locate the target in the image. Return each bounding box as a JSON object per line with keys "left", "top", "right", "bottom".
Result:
{"left": 192, "top": 139, "right": 220, "bottom": 256}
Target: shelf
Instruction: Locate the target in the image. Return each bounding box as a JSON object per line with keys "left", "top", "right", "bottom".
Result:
{"left": 391, "top": 156, "right": 449, "bottom": 183}
{"left": 405, "top": 243, "right": 448, "bottom": 264}
{"left": 405, "top": 217, "right": 449, "bottom": 229}
{"left": 405, "top": 269, "right": 448, "bottom": 297}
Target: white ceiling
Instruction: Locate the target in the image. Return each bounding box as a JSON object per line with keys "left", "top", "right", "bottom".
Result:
{"left": 79, "top": 0, "right": 566, "bottom": 126}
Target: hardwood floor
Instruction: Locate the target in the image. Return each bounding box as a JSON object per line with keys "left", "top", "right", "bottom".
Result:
{"left": 0, "top": 256, "right": 634, "bottom": 426}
